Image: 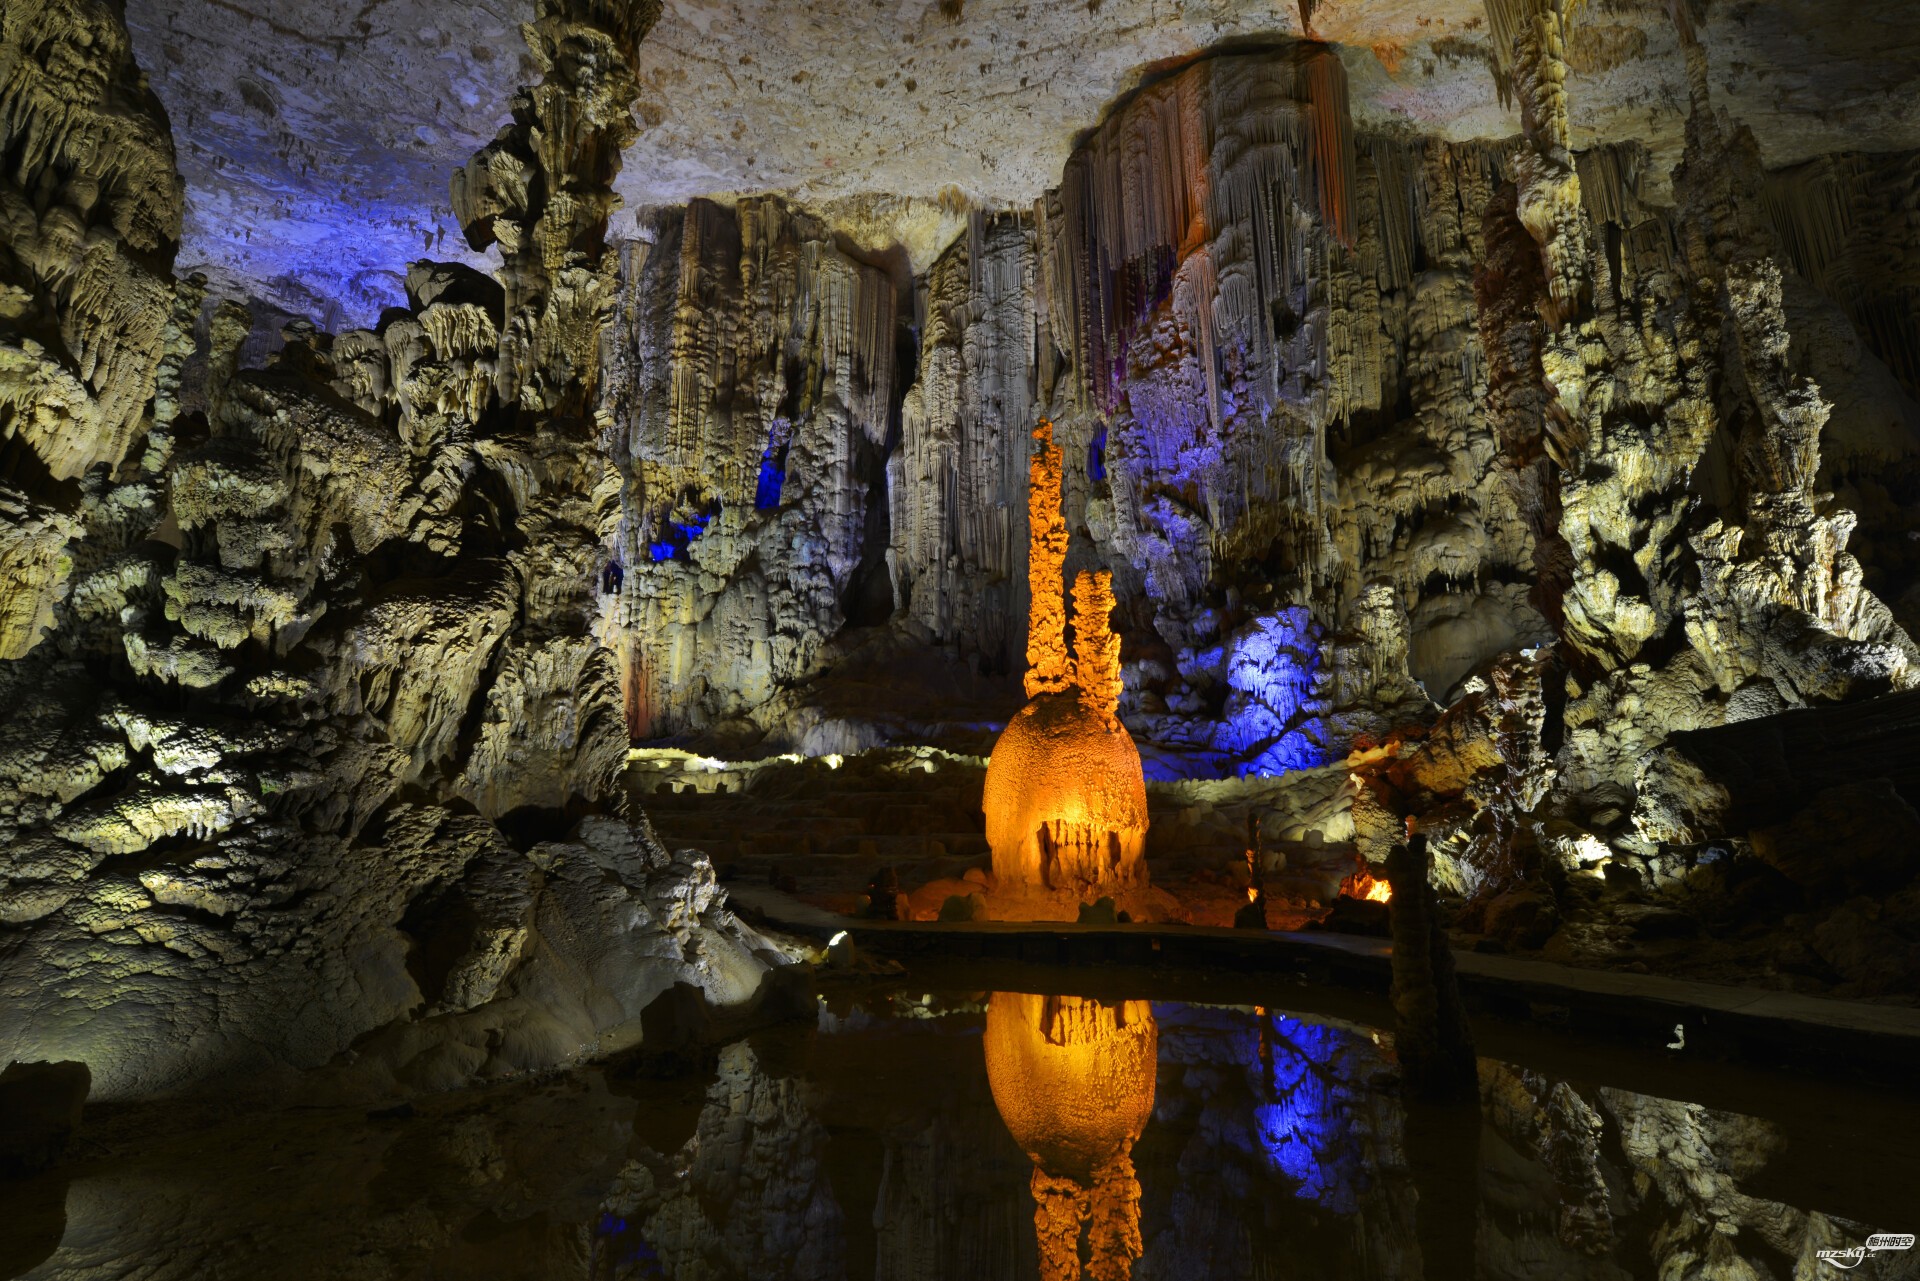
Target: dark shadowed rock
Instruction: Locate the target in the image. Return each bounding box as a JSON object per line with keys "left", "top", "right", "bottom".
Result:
{"left": 1484, "top": 886, "right": 1560, "bottom": 949}
{"left": 0, "top": 1060, "right": 90, "bottom": 1178}
{"left": 1751, "top": 778, "right": 1920, "bottom": 899}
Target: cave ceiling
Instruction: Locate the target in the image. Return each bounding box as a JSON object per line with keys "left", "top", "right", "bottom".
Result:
{"left": 124, "top": 0, "right": 1920, "bottom": 325}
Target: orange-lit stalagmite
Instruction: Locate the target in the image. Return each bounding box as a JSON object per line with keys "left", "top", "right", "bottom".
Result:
{"left": 1025, "top": 423, "right": 1072, "bottom": 700}
{"left": 982, "top": 421, "right": 1153, "bottom": 914}
{"left": 1071, "top": 569, "right": 1123, "bottom": 728}
{"left": 984, "top": 992, "right": 1157, "bottom": 1281}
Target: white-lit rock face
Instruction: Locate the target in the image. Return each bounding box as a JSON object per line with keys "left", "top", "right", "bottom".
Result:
{"left": 121, "top": 0, "right": 1920, "bottom": 323}
{"left": 0, "top": 0, "right": 795, "bottom": 1101}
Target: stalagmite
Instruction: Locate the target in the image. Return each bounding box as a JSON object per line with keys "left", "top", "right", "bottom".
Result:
{"left": 2, "top": 5, "right": 1919, "bottom": 1257}
{"left": 1386, "top": 833, "right": 1478, "bottom": 1102}
{"left": 1026, "top": 422, "right": 1072, "bottom": 699}
{"left": 982, "top": 421, "right": 1154, "bottom": 915}
{"left": 1072, "top": 569, "right": 1123, "bottom": 728}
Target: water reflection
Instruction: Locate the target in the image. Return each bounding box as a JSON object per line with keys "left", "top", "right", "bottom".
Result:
{"left": 1249, "top": 1008, "right": 1374, "bottom": 1213}
{"left": 983, "top": 993, "right": 1156, "bottom": 1280}
{"left": 10, "top": 993, "right": 1916, "bottom": 1281}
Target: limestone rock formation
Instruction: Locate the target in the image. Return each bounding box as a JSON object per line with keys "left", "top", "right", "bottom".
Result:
{"left": 593, "top": 48, "right": 1606, "bottom": 777}
{"left": 0, "top": 0, "right": 183, "bottom": 660}
{"left": 0, "top": 0, "right": 791, "bottom": 1102}
{"left": 598, "top": 1038, "right": 849, "bottom": 1281}
{"left": 981, "top": 421, "right": 1153, "bottom": 914}
{"left": 600, "top": 196, "right": 900, "bottom": 739}
{"left": 9, "top": 0, "right": 1920, "bottom": 1113}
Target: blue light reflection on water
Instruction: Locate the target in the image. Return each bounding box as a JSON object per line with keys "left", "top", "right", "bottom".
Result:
{"left": 1251, "top": 1013, "right": 1369, "bottom": 1213}
{"left": 1150, "top": 1001, "right": 1374, "bottom": 1215}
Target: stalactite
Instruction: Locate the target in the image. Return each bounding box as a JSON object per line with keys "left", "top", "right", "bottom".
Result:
{"left": 1764, "top": 150, "right": 1920, "bottom": 399}
{"left": 889, "top": 212, "right": 1037, "bottom": 669}
{"left": 1476, "top": 183, "right": 1575, "bottom": 643}
{"left": 1573, "top": 143, "right": 1648, "bottom": 231}
{"left": 1495, "top": 0, "right": 1592, "bottom": 324}
{"left": 0, "top": 0, "right": 182, "bottom": 484}
{"left": 1304, "top": 48, "right": 1358, "bottom": 249}
{"left": 598, "top": 195, "right": 903, "bottom": 734}
{"left": 1055, "top": 48, "right": 1356, "bottom": 420}
{"left": 1364, "top": 138, "right": 1420, "bottom": 292}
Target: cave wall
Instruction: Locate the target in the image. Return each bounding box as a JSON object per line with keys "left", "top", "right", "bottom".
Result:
{"left": 0, "top": 0, "right": 183, "bottom": 660}
{"left": 597, "top": 29, "right": 1920, "bottom": 900}
{"left": 600, "top": 197, "right": 903, "bottom": 738}
{"left": 601, "top": 45, "right": 1829, "bottom": 782}
{"left": 0, "top": 0, "right": 781, "bottom": 1100}
{"left": 1332, "top": 1, "right": 1920, "bottom": 940}
{"left": 8, "top": 0, "right": 1920, "bottom": 1101}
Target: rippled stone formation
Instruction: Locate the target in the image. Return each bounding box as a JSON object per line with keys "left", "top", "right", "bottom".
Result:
{"left": 0, "top": 0, "right": 793, "bottom": 1102}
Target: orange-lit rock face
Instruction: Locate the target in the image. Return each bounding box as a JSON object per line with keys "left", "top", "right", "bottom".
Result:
{"left": 983, "top": 693, "right": 1149, "bottom": 898}
{"left": 1026, "top": 424, "right": 1072, "bottom": 700}
{"left": 1338, "top": 855, "right": 1393, "bottom": 902}
{"left": 984, "top": 991, "right": 1157, "bottom": 1281}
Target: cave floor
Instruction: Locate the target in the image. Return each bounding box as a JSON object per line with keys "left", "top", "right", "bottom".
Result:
{"left": 6, "top": 965, "right": 1915, "bottom": 1281}
{"left": 631, "top": 747, "right": 1920, "bottom": 1005}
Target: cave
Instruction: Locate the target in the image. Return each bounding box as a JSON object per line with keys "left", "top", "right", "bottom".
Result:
{"left": 2, "top": 0, "right": 1919, "bottom": 1277}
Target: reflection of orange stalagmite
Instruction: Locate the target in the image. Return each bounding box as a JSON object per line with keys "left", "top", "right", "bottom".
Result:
{"left": 984, "top": 992, "right": 1157, "bottom": 1281}
{"left": 983, "top": 421, "right": 1149, "bottom": 907}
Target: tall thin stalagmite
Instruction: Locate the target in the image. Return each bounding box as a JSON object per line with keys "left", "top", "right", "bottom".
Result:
{"left": 1386, "top": 833, "right": 1478, "bottom": 1102}
{"left": 1026, "top": 420, "right": 1071, "bottom": 698}
{"left": 1072, "top": 569, "right": 1123, "bottom": 727}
